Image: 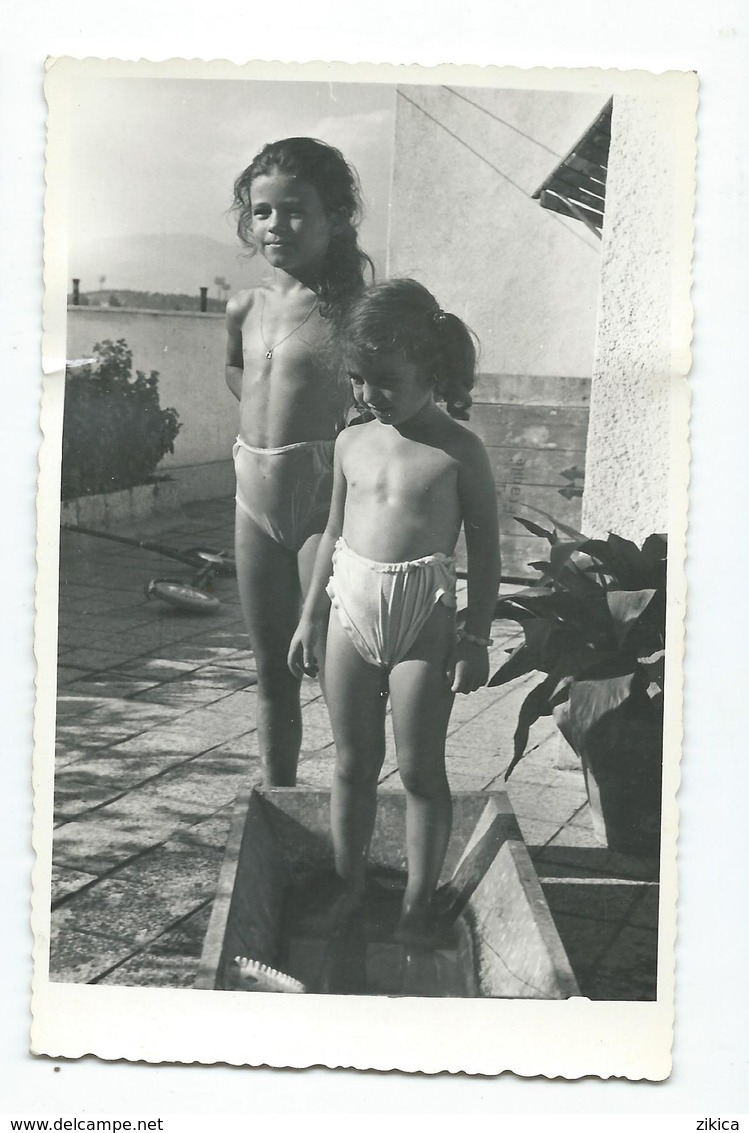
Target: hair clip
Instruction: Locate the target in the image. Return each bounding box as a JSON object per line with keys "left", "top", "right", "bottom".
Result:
{"left": 432, "top": 308, "right": 448, "bottom": 325}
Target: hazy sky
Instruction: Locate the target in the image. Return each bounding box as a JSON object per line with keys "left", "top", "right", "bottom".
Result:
{"left": 68, "top": 77, "right": 395, "bottom": 265}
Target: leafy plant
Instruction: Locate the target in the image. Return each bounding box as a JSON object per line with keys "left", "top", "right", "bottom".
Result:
{"left": 61, "top": 338, "right": 182, "bottom": 500}
{"left": 490, "top": 515, "right": 667, "bottom": 780}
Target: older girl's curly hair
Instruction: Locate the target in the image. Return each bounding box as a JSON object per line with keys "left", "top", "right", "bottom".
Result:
{"left": 232, "top": 137, "right": 373, "bottom": 317}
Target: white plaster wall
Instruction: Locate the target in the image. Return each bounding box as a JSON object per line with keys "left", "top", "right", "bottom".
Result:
{"left": 388, "top": 86, "right": 608, "bottom": 377}
{"left": 582, "top": 92, "right": 692, "bottom": 541}
{"left": 66, "top": 307, "right": 237, "bottom": 500}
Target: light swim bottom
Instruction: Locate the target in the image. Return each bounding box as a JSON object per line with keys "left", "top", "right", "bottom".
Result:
{"left": 233, "top": 436, "right": 335, "bottom": 553}
{"left": 326, "top": 537, "right": 457, "bottom": 669}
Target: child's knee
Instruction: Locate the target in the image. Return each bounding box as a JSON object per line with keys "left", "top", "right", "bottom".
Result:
{"left": 255, "top": 652, "right": 300, "bottom": 693}
{"left": 399, "top": 758, "right": 448, "bottom": 799}
{"left": 335, "top": 747, "right": 381, "bottom": 788}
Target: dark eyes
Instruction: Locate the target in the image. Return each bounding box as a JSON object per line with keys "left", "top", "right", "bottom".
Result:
{"left": 252, "top": 207, "right": 305, "bottom": 218}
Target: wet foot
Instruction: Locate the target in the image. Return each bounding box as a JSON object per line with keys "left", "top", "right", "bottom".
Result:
{"left": 394, "top": 896, "right": 458, "bottom": 950}
{"left": 328, "top": 877, "right": 366, "bottom": 937}
{"left": 393, "top": 903, "right": 440, "bottom": 949}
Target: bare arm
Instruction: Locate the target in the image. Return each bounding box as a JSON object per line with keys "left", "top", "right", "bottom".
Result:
{"left": 301, "top": 436, "right": 347, "bottom": 622}
{"left": 288, "top": 435, "right": 348, "bottom": 677}
{"left": 460, "top": 436, "right": 501, "bottom": 637}
{"left": 452, "top": 434, "right": 501, "bottom": 692}
{"left": 225, "top": 292, "right": 250, "bottom": 401}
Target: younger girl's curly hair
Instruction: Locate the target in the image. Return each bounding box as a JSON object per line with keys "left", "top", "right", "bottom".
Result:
{"left": 340, "top": 278, "right": 477, "bottom": 419}
{"left": 232, "top": 137, "right": 374, "bottom": 317}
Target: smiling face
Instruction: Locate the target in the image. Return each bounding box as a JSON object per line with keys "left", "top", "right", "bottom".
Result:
{"left": 346, "top": 351, "right": 434, "bottom": 427}
{"left": 250, "top": 171, "right": 340, "bottom": 279}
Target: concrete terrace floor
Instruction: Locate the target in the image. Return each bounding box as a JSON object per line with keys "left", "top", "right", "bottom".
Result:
{"left": 49, "top": 497, "right": 659, "bottom": 999}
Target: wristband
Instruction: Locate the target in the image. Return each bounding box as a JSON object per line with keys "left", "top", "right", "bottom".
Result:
{"left": 457, "top": 628, "right": 493, "bottom": 648}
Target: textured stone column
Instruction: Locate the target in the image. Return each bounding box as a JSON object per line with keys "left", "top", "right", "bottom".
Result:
{"left": 582, "top": 85, "right": 696, "bottom": 541}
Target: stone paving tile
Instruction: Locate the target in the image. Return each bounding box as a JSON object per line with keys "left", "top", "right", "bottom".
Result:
{"left": 200, "top": 737, "right": 259, "bottom": 767}
{"left": 445, "top": 689, "right": 556, "bottom": 768}
{"left": 296, "top": 749, "right": 337, "bottom": 788}
{"left": 111, "top": 657, "right": 205, "bottom": 680}
{"left": 55, "top": 722, "right": 151, "bottom": 753}
{"left": 98, "top": 905, "right": 213, "bottom": 989}
{"left": 532, "top": 844, "right": 659, "bottom": 883}
{"left": 130, "top": 683, "right": 238, "bottom": 709}
{"left": 182, "top": 805, "right": 238, "bottom": 850}
{"left": 48, "top": 925, "right": 144, "bottom": 985}
{"left": 144, "top": 762, "right": 246, "bottom": 811}
{"left": 51, "top": 865, "right": 99, "bottom": 904}
{"left": 72, "top": 698, "right": 182, "bottom": 731}
{"left": 154, "top": 642, "right": 252, "bottom": 665}
{"left": 540, "top": 878, "right": 643, "bottom": 925}
{"left": 96, "top": 729, "right": 220, "bottom": 760}
{"left": 52, "top": 795, "right": 213, "bottom": 874}
{"left": 501, "top": 780, "right": 588, "bottom": 826}
{"left": 56, "top": 695, "right": 120, "bottom": 720}
{"left": 54, "top": 752, "right": 200, "bottom": 814}
{"left": 62, "top": 675, "right": 163, "bottom": 700}
{"left": 168, "top": 665, "right": 258, "bottom": 691}
{"left": 51, "top": 841, "right": 223, "bottom": 959}
{"left": 544, "top": 820, "right": 605, "bottom": 850}
{"left": 60, "top": 646, "right": 142, "bottom": 671}
{"left": 57, "top": 666, "right": 90, "bottom": 687}
{"left": 54, "top": 778, "right": 141, "bottom": 821}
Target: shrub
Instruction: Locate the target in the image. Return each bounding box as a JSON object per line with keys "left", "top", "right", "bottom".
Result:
{"left": 61, "top": 338, "right": 182, "bottom": 500}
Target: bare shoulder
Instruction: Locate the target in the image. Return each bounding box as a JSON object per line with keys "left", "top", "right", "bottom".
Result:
{"left": 440, "top": 414, "right": 489, "bottom": 471}
{"left": 337, "top": 417, "right": 373, "bottom": 453}
{"left": 336, "top": 417, "right": 378, "bottom": 463}
{"left": 225, "top": 288, "right": 257, "bottom": 328}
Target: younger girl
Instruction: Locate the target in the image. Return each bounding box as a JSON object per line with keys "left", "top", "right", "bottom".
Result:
{"left": 288, "top": 279, "right": 501, "bottom": 944}
{"left": 226, "top": 137, "right": 372, "bottom": 786}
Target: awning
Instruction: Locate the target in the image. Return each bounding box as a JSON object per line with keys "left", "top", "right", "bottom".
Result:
{"left": 533, "top": 99, "right": 613, "bottom": 239}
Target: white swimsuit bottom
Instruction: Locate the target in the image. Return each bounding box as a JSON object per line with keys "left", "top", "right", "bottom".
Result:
{"left": 233, "top": 436, "right": 334, "bottom": 553}
{"left": 326, "top": 537, "right": 457, "bottom": 669}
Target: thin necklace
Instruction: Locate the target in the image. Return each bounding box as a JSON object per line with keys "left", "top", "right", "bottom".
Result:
{"left": 259, "top": 289, "right": 319, "bottom": 359}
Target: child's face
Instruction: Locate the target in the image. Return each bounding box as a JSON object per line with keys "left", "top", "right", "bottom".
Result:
{"left": 250, "top": 171, "right": 340, "bottom": 276}
{"left": 346, "top": 351, "right": 433, "bottom": 427}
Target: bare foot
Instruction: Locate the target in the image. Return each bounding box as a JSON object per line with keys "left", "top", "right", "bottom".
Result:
{"left": 328, "top": 877, "right": 366, "bottom": 937}
{"left": 393, "top": 901, "right": 439, "bottom": 949}
{"left": 394, "top": 898, "right": 457, "bottom": 949}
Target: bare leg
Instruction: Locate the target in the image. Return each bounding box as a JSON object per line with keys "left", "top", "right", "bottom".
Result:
{"left": 297, "top": 531, "right": 328, "bottom": 694}
{"left": 234, "top": 507, "right": 302, "bottom": 786}
{"left": 389, "top": 604, "right": 456, "bottom": 944}
{"left": 325, "top": 612, "right": 388, "bottom": 894}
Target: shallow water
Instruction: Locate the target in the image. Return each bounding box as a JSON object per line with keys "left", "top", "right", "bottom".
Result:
{"left": 277, "top": 870, "right": 469, "bottom": 997}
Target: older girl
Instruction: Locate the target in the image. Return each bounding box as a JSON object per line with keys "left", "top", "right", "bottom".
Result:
{"left": 226, "top": 137, "right": 372, "bottom": 786}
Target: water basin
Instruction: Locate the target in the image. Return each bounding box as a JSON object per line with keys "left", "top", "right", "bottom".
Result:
{"left": 196, "top": 787, "right": 579, "bottom": 999}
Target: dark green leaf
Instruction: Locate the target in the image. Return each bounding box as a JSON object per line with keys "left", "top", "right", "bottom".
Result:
{"left": 514, "top": 516, "right": 555, "bottom": 541}
{"left": 487, "top": 643, "right": 536, "bottom": 686}
{"left": 517, "top": 504, "right": 587, "bottom": 541}
{"left": 565, "top": 674, "right": 635, "bottom": 750}
{"left": 503, "top": 674, "right": 559, "bottom": 780}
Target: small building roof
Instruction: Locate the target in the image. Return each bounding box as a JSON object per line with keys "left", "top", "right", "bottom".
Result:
{"left": 533, "top": 99, "right": 613, "bottom": 239}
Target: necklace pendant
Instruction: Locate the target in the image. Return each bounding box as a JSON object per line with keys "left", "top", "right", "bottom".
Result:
{"left": 265, "top": 350, "right": 273, "bottom": 359}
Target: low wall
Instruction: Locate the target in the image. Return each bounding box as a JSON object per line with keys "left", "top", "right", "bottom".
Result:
{"left": 66, "top": 307, "right": 237, "bottom": 503}
{"left": 459, "top": 373, "right": 590, "bottom": 577}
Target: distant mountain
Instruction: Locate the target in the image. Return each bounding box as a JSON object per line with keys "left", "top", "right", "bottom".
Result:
{"left": 68, "top": 233, "right": 264, "bottom": 297}
{"left": 68, "top": 231, "right": 387, "bottom": 298}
